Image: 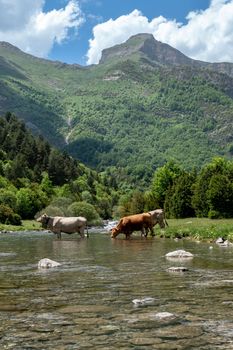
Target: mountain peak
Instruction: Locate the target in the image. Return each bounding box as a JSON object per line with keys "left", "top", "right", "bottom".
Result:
{"left": 99, "top": 33, "right": 193, "bottom": 66}
{"left": 0, "top": 41, "right": 22, "bottom": 53}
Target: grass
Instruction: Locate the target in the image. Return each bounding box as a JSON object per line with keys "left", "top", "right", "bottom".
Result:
{"left": 159, "top": 218, "right": 233, "bottom": 242}
{"left": 0, "top": 220, "right": 41, "bottom": 232}
{"left": 1, "top": 218, "right": 233, "bottom": 242}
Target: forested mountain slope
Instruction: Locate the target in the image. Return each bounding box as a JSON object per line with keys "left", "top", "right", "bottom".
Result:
{"left": 0, "top": 34, "right": 233, "bottom": 183}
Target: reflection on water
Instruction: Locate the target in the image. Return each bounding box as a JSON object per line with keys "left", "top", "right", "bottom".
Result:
{"left": 0, "top": 231, "right": 233, "bottom": 349}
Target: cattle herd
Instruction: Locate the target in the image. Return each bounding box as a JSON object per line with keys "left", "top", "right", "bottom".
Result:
{"left": 37, "top": 209, "right": 168, "bottom": 240}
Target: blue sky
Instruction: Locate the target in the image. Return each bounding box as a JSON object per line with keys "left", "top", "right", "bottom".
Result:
{"left": 45, "top": 0, "right": 210, "bottom": 65}
{"left": 1, "top": 0, "right": 233, "bottom": 66}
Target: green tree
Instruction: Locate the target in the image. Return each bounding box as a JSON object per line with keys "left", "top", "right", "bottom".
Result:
{"left": 207, "top": 174, "right": 233, "bottom": 218}
{"left": 0, "top": 189, "right": 17, "bottom": 211}
{"left": 129, "top": 190, "right": 145, "bottom": 214}
{"left": 0, "top": 204, "right": 21, "bottom": 225}
{"left": 40, "top": 172, "right": 54, "bottom": 197}
{"left": 166, "top": 172, "right": 195, "bottom": 218}
{"left": 150, "top": 161, "right": 183, "bottom": 208}
{"left": 16, "top": 186, "right": 47, "bottom": 219}
{"left": 192, "top": 157, "right": 233, "bottom": 217}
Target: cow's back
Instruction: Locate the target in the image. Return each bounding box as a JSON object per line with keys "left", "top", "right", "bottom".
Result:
{"left": 58, "top": 216, "right": 87, "bottom": 233}
{"left": 121, "top": 213, "right": 152, "bottom": 230}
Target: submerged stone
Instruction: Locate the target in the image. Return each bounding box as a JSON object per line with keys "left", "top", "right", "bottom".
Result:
{"left": 132, "top": 297, "right": 156, "bottom": 306}
{"left": 167, "top": 266, "right": 189, "bottom": 272}
{"left": 165, "top": 250, "right": 193, "bottom": 259}
{"left": 154, "top": 312, "right": 175, "bottom": 319}
{"left": 38, "top": 258, "right": 61, "bottom": 269}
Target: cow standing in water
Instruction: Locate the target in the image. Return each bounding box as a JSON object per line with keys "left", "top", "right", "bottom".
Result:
{"left": 111, "top": 213, "right": 154, "bottom": 239}
{"left": 37, "top": 214, "right": 89, "bottom": 239}
{"left": 148, "top": 209, "right": 168, "bottom": 229}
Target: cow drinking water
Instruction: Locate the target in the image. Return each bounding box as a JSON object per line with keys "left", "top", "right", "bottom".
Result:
{"left": 111, "top": 213, "right": 154, "bottom": 239}
{"left": 37, "top": 213, "right": 88, "bottom": 239}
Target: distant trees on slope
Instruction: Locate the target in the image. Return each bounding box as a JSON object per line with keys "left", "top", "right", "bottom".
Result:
{"left": 0, "top": 112, "right": 232, "bottom": 226}
{"left": 0, "top": 113, "right": 117, "bottom": 224}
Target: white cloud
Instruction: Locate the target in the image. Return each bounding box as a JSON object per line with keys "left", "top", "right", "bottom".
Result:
{"left": 87, "top": 0, "right": 233, "bottom": 65}
{"left": 0, "top": 0, "right": 84, "bottom": 58}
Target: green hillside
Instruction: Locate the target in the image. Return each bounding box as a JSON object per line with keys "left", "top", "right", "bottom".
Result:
{"left": 0, "top": 34, "right": 233, "bottom": 185}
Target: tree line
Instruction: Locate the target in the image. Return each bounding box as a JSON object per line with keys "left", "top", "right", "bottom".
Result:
{"left": 0, "top": 112, "right": 232, "bottom": 226}
{"left": 118, "top": 158, "right": 233, "bottom": 220}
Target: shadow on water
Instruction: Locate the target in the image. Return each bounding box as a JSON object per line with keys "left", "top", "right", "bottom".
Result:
{"left": 0, "top": 231, "right": 233, "bottom": 349}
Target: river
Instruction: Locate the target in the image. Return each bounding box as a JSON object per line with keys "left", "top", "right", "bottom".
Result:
{"left": 0, "top": 230, "right": 233, "bottom": 349}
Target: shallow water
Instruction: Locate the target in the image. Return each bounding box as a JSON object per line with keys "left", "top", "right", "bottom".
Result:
{"left": 0, "top": 230, "right": 233, "bottom": 349}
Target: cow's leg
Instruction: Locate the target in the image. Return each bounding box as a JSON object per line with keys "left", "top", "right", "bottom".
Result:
{"left": 79, "top": 227, "right": 85, "bottom": 238}
{"left": 141, "top": 226, "right": 147, "bottom": 238}
{"left": 86, "top": 225, "right": 89, "bottom": 238}
{"left": 57, "top": 231, "right": 61, "bottom": 240}
{"left": 125, "top": 230, "right": 131, "bottom": 239}
{"left": 150, "top": 227, "right": 155, "bottom": 236}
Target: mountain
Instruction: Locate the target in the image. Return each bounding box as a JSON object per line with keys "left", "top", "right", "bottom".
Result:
{"left": 0, "top": 34, "right": 233, "bottom": 185}
{"left": 100, "top": 34, "right": 233, "bottom": 77}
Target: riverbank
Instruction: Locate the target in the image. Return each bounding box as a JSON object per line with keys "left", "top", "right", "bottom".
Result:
{"left": 0, "top": 220, "right": 41, "bottom": 233}
{"left": 159, "top": 217, "right": 233, "bottom": 242}
{"left": 1, "top": 218, "right": 233, "bottom": 242}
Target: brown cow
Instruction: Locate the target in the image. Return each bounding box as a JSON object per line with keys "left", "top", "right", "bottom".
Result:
{"left": 148, "top": 209, "right": 168, "bottom": 228}
{"left": 111, "top": 213, "right": 154, "bottom": 239}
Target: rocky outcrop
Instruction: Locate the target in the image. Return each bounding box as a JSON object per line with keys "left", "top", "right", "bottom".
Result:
{"left": 99, "top": 33, "right": 233, "bottom": 77}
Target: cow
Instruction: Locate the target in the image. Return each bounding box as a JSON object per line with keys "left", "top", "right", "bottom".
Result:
{"left": 148, "top": 209, "right": 168, "bottom": 229}
{"left": 111, "top": 213, "right": 154, "bottom": 239}
{"left": 37, "top": 213, "right": 89, "bottom": 239}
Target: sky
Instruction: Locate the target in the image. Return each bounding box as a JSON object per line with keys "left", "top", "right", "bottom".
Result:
{"left": 0, "top": 0, "right": 233, "bottom": 66}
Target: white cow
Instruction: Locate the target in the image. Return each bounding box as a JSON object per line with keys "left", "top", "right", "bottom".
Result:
{"left": 148, "top": 209, "right": 168, "bottom": 229}
{"left": 37, "top": 213, "right": 88, "bottom": 239}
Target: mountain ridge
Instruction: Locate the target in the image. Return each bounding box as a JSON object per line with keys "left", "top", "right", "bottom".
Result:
{"left": 100, "top": 33, "right": 233, "bottom": 78}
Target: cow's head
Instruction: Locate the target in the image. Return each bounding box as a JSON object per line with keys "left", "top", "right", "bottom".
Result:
{"left": 157, "top": 215, "right": 166, "bottom": 228}
{"left": 111, "top": 227, "right": 119, "bottom": 238}
{"left": 149, "top": 210, "right": 166, "bottom": 228}
{"left": 37, "top": 213, "right": 50, "bottom": 228}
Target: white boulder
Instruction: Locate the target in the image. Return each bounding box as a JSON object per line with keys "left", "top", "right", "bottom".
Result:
{"left": 216, "top": 238, "right": 233, "bottom": 247}
{"left": 38, "top": 258, "right": 61, "bottom": 269}
{"left": 165, "top": 249, "right": 193, "bottom": 259}
{"left": 132, "top": 297, "right": 156, "bottom": 306}
{"left": 154, "top": 312, "right": 175, "bottom": 319}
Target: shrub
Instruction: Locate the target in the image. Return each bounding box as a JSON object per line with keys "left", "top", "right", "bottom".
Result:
{"left": 208, "top": 210, "right": 221, "bottom": 219}
{"left": 68, "top": 201, "right": 102, "bottom": 226}
{"left": 37, "top": 205, "right": 64, "bottom": 217}
{"left": 0, "top": 204, "right": 22, "bottom": 225}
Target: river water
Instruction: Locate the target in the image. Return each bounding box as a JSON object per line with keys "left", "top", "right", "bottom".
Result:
{"left": 0, "top": 230, "right": 233, "bottom": 349}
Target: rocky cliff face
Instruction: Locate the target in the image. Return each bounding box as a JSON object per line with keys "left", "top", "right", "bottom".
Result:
{"left": 100, "top": 33, "right": 233, "bottom": 78}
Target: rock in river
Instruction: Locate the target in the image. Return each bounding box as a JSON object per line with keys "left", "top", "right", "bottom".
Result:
{"left": 38, "top": 258, "right": 61, "bottom": 269}
{"left": 167, "top": 266, "right": 189, "bottom": 272}
{"left": 165, "top": 249, "right": 193, "bottom": 259}
{"left": 132, "top": 297, "right": 156, "bottom": 306}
